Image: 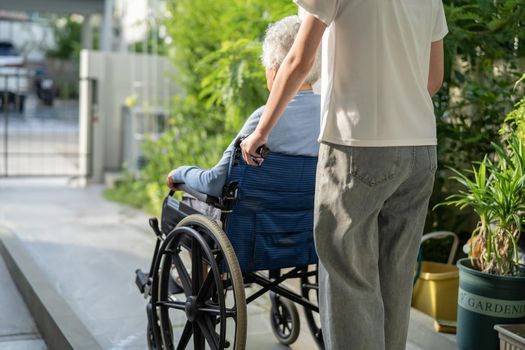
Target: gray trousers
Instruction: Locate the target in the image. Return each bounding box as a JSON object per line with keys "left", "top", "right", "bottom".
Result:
{"left": 314, "top": 143, "right": 436, "bottom": 350}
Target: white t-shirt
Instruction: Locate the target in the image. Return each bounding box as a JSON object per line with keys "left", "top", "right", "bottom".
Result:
{"left": 295, "top": 0, "right": 448, "bottom": 146}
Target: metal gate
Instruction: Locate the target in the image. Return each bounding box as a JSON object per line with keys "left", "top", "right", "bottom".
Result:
{"left": 0, "top": 73, "right": 92, "bottom": 177}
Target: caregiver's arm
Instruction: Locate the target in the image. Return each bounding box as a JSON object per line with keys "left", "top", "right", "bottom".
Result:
{"left": 241, "top": 14, "right": 326, "bottom": 165}
{"left": 428, "top": 40, "right": 444, "bottom": 97}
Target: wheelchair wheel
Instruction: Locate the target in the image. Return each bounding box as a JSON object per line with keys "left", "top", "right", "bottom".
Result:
{"left": 147, "top": 320, "right": 173, "bottom": 350}
{"left": 269, "top": 292, "right": 300, "bottom": 346}
{"left": 146, "top": 321, "right": 155, "bottom": 350}
{"left": 300, "top": 265, "right": 324, "bottom": 349}
{"left": 150, "top": 214, "right": 247, "bottom": 350}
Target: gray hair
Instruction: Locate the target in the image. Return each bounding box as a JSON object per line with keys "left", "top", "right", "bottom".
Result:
{"left": 262, "top": 15, "right": 321, "bottom": 86}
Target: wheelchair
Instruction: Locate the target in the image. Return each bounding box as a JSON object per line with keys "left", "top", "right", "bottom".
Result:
{"left": 135, "top": 140, "right": 323, "bottom": 350}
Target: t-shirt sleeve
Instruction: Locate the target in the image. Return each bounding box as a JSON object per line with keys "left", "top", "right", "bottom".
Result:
{"left": 294, "top": 0, "right": 342, "bottom": 26}
{"left": 432, "top": 0, "right": 448, "bottom": 42}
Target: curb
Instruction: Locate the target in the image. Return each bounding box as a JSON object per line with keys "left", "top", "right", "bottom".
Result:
{"left": 0, "top": 227, "right": 102, "bottom": 350}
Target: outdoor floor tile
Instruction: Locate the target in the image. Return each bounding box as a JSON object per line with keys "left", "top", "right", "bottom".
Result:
{"left": 0, "top": 339, "right": 47, "bottom": 350}
{"left": 0, "top": 258, "right": 39, "bottom": 337}
{"left": 0, "top": 181, "right": 455, "bottom": 350}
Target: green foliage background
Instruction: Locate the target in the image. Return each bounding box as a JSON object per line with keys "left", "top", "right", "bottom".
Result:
{"left": 106, "top": 0, "right": 296, "bottom": 214}
{"left": 46, "top": 16, "right": 84, "bottom": 60}
{"left": 107, "top": 0, "right": 525, "bottom": 261}
{"left": 424, "top": 0, "right": 525, "bottom": 261}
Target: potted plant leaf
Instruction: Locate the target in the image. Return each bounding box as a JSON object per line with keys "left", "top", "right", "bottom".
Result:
{"left": 441, "top": 90, "right": 525, "bottom": 350}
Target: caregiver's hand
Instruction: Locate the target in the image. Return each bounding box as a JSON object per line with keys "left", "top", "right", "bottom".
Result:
{"left": 240, "top": 131, "right": 267, "bottom": 166}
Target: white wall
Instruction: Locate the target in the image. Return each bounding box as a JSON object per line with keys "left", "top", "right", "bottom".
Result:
{"left": 79, "top": 49, "right": 179, "bottom": 182}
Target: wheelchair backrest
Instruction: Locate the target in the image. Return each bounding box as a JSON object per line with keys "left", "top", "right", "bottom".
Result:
{"left": 224, "top": 152, "right": 318, "bottom": 272}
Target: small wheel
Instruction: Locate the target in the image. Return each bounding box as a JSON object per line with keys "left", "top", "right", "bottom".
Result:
{"left": 150, "top": 214, "right": 247, "bottom": 350}
{"left": 300, "top": 265, "right": 324, "bottom": 349}
{"left": 269, "top": 292, "right": 300, "bottom": 346}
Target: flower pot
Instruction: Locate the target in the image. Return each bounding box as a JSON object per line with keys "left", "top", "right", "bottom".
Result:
{"left": 457, "top": 258, "right": 525, "bottom": 350}
{"left": 412, "top": 261, "right": 459, "bottom": 323}
{"left": 494, "top": 324, "right": 525, "bottom": 349}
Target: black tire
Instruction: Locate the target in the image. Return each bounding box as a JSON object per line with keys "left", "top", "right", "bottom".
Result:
{"left": 150, "top": 214, "right": 247, "bottom": 350}
{"left": 300, "top": 265, "right": 324, "bottom": 349}
{"left": 269, "top": 292, "right": 300, "bottom": 346}
{"left": 147, "top": 319, "right": 173, "bottom": 350}
{"left": 147, "top": 321, "right": 155, "bottom": 350}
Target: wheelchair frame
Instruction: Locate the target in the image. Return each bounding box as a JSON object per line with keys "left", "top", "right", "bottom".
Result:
{"left": 136, "top": 179, "right": 324, "bottom": 350}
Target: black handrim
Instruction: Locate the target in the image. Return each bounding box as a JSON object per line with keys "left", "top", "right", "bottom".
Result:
{"left": 150, "top": 225, "right": 239, "bottom": 350}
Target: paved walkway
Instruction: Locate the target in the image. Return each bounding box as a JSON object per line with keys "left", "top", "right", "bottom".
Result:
{"left": 0, "top": 179, "right": 318, "bottom": 349}
{"left": 0, "top": 255, "right": 46, "bottom": 350}
{"left": 0, "top": 178, "right": 456, "bottom": 350}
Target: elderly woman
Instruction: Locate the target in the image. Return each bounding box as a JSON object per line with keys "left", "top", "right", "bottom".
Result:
{"left": 166, "top": 15, "right": 320, "bottom": 217}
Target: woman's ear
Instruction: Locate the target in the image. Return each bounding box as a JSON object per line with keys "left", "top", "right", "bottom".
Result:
{"left": 266, "top": 68, "right": 278, "bottom": 91}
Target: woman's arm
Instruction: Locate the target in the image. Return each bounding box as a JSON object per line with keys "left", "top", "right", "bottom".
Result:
{"left": 240, "top": 14, "right": 326, "bottom": 165}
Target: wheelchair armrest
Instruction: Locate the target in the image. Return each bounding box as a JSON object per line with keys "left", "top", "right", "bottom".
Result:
{"left": 176, "top": 184, "right": 221, "bottom": 207}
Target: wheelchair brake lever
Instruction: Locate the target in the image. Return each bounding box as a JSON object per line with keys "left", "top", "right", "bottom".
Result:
{"left": 149, "top": 218, "right": 162, "bottom": 237}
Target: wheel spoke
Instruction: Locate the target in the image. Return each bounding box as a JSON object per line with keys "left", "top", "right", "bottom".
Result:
{"left": 193, "top": 322, "right": 205, "bottom": 350}
{"left": 191, "top": 237, "right": 203, "bottom": 296}
{"left": 156, "top": 300, "right": 186, "bottom": 311}
{"left": 176, "top": 321, "right": 193, "bottom": 350}
{"left": 198, "top": 303, "right": 236, "bottom": 318}
{"left": 196, "top": 254, "right": 223, "bottom": 302}
{"left": 172, "top": 253, "right": 192, "bottom": 297}
{"left": 197, "top": 317, "right": 219, "bottom": 350}
{"left": 196, "top": 272, "right": 214, "bottom": 302}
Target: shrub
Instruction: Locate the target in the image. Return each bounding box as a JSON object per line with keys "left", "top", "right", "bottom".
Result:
{"left": 425, "top": 0, "right": 525, "bottom": 257}
{"left": 105, "top": 0, "right": 296, "bottom": 213}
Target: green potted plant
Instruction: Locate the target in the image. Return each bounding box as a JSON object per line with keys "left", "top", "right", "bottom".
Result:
{"left": 441, "top": 88, "right": 525, "bottom": 350}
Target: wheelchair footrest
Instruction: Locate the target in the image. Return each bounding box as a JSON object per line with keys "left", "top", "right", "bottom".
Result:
{"left": 135, "top": 269, "right": 151, "bottom": 296}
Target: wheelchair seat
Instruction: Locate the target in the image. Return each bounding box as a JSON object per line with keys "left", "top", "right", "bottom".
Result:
{"left": 224, "top": 152, "right": 318, "bottom": 272}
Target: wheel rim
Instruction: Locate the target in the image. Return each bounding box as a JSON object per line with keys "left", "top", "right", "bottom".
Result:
{"left": 151, "top": 219, "right": 245, "bottom": 350}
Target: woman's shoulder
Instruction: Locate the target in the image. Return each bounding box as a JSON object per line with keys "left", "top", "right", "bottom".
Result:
{"left": 285, "top": 92, "right": 320, "bottom": 115}
{"left": 238, "top": 105, "right": 266, "bottom": 135}
{"left": 251, "top": 105, "right": 266, "bottom": 118}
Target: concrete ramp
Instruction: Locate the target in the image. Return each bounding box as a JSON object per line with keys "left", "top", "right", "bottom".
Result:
{"left": 0, "top": 179, "right": 456, "bottom": 350}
